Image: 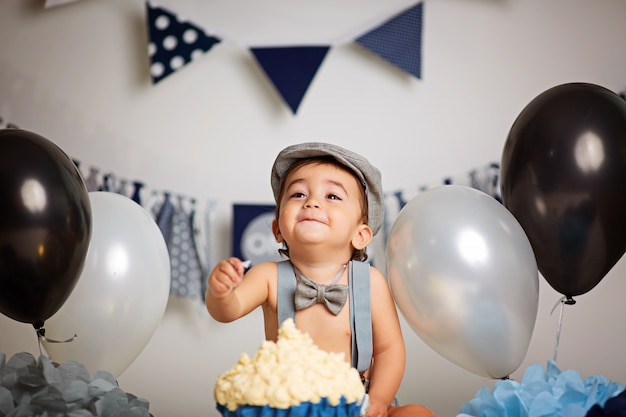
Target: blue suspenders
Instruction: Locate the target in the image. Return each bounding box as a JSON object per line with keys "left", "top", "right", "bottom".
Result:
{"left": 277, "top": 261, "right": 296, "bottom": 328}
{"left": 276, "top": 260, "right": 373, "bottom": 373}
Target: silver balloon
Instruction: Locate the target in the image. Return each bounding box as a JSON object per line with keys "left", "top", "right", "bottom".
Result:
{"left": 43, "top": 192, "right": 171, "bottom": 377}
{"left": 386, "top": 185, "right": 538, "bottom": 379}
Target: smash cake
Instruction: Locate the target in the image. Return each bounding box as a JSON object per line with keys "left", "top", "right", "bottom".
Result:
{"left": 214, "top": 318, "right": 366, "bottom": 417}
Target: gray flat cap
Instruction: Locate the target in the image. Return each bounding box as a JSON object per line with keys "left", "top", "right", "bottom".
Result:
{"left": 271, "top": 142, "right": 384, "bottom": 236}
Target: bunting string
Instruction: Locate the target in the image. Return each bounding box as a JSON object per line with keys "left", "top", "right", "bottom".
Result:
{"left": 143, "top": 1, "right": 424, "bottom": 114}
{"left": 37, "top": 2, "right": 626, "bottom": 115}
{"left": 45, "top": 0, "right": 425, "bottom": 100}
{"left": 1, "top": 113, "right": 508, "bottom": 297}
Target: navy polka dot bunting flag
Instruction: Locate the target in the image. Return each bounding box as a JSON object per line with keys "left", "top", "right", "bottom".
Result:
{"left": 355, "top": 2, "right": 423, "bottom": 79}
{"left": 145, "top": 2, "right": 221, "bottom": 84}
{"left": 250, "top": 46, "right": 330, "bottom": 114}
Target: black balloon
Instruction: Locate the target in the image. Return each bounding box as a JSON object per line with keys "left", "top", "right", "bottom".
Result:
{"left": 0, "top": 129, "right": 91, "bottom": 327}
{"left": 501, "top": 83, "right": 626, "bottom": 298}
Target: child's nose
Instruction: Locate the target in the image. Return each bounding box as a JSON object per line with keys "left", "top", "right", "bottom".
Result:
{"left": 304, "top": 196, "right": 320, "bottom": 208}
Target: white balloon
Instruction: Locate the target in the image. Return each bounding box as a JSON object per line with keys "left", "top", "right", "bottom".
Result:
{"left": 386, "top": 185, "right": 538, "bottom": 379}
{"left": 42, "top": 192, "right": 170, "bottom": 377}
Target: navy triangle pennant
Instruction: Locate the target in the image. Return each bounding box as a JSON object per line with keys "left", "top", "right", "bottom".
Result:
{"left": 355, "top": 2, "right": 423, "bottom": 79}
{"left": 250, "top": 46, "right": 330, "bottom": 114}
{"left": 146, "top": 2, "right": 221, "bottom": 84}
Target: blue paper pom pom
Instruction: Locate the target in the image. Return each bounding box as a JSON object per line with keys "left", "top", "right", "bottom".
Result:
{"left": 458, "top": 361, "right": 625, "bottom": 417}
{"left": 586, "top": 390, "right": 626, "bottom": 417}
{"left": 0, "top": 352, "right": 151, "bottom": 416}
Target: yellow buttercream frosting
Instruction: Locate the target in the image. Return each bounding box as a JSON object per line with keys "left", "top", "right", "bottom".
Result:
{"left": 214, "top": 318, "right": 365, "bottom": 411}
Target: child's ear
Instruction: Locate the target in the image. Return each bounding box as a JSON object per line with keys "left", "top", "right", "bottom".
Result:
{"left": 272, "top": 219, "right": 283, "bottom": 243}
{"left": 352, "top": 224, "right": 373, "bottom": 250}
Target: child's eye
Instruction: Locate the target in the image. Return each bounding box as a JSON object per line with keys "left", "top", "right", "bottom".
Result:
{"left": 291, "top": 192, "right": 306, "bottom": 199}
{"left": 327, "top": 194, "right": 341, "bottom": 201}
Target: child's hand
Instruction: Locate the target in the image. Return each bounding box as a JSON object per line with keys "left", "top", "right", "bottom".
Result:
{"left": 208, "top": 257, "right": 246, "bottom": 298}
{"left": 365, "top": 398, "right": 389, "bottom": 417}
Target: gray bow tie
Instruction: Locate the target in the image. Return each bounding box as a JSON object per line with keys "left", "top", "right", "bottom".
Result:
{"left": 294, "top": 274, "right": 349, "bottom": 315}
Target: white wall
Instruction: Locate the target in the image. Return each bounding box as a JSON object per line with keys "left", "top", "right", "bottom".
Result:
{"left": 1, "top": 1, "right": 626, "bottom": 416}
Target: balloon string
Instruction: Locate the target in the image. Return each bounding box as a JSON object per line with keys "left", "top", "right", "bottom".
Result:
{"left": 35, "top": 327, "right": 78, "bottom": 361}
{"left": 35, "top": 327, "right": 77, "bottom": 345}
{"left": 551, "top": 295, "right": 575, "bottom": 363}
{"left": 552, "top": 297, "right": 565, "bottom": 362}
